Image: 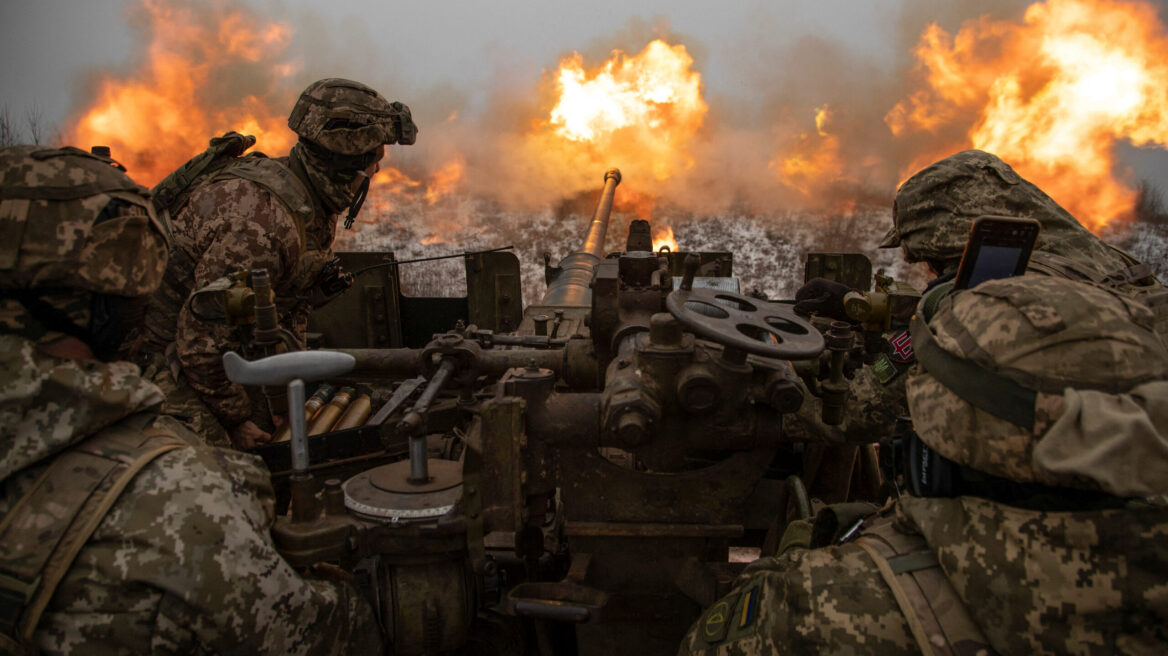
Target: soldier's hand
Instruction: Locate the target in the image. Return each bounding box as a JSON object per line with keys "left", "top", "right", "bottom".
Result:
{"left": 794, "top": 278, "right": 855, "bottom": 321}
{"left": 230, "top": 420, "right": 273, "bottom": 449}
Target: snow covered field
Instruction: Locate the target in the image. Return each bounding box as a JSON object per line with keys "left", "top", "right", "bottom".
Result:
{"left": 338, "top": 192, "right": 1166, "bottom": 307}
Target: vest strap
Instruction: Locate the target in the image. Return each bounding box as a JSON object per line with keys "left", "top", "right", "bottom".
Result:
{"left": 856, "top": 517, "right": 998, "bottom": 656}
{"left": 0, "top": 422, "right": 187, "bottom": 646}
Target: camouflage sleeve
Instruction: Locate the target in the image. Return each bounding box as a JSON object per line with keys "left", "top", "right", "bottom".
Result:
{"left": 782, "top": 363, "right": 910, "bottom": 444}
{"left": 679, "top": 546, "right": 918, "bottom": 655}
{"left": 39, "top": 442, "right": 381, "bottom": 654}
{"left": 173, "top": 180, "right": 301, "bottom": 427}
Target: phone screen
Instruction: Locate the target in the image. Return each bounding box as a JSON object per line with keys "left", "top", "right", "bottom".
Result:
{"left": 964, "top": 244, "right": 1025, "bottom": 288}
{"left": 953, "top": 216, "right": 1041, "bottom": 290}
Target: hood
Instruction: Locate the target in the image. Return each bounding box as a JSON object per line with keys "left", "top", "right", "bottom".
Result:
{"left": 900, "top": 495, "right": 1168, "bottom": 654}
{"left": 0, "top": 335, "right": 164, "bottom": 480}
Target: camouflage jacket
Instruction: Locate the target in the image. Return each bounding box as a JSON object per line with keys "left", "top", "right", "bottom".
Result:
{"left": 136, "top": 155, "right": 338, "bottom": 428}
{"left": 681, "top": 495, "right": 1168, "bottom": 655}
{"left": 782, "top": 360, "right": 908, "bottom": 445}
{"left": 0, "top": 335, "right": 379, "bottom": 654}
{"left": 784, "top": 237, "right": 1161, "bottom": 448}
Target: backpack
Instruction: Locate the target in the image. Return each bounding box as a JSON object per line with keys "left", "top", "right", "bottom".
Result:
{"left": 1027, "top": 249, "right": 1168, "bottom": 343}
{"left": 150, "top": 131, "right": 258, "bottom": 226}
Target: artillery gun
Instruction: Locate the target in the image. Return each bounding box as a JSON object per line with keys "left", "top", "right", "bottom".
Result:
{"left": 232, "top": 169, "right": 884, "bottom": 655}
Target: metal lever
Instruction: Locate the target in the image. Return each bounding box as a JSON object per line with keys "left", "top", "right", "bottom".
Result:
{"left": 397, "top": 357, "right": 458, "bottom": 484}
{"left": 222, "top": 350, "right": 355, "bottom": 387}
{"left": 223, "top": 350, "right": 355, "bottom": 522}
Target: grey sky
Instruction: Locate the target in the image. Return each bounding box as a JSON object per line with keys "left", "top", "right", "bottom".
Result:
{"left": 0, "top": 0, "right": 969, "bottom": 132}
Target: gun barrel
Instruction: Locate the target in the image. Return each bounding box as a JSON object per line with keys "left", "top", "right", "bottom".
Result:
{"left": 541, "top": 168, "right": 621, "bottom": 307}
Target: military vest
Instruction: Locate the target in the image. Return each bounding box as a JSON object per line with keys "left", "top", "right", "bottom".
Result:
{"left": 854, "top": 516, "right": 998, "bottom": 656}
{"left": 0, "top": 417, "right": 188, "bottom": 653}
{"left": 138, "top": 139, "right": 330, "bottom": 359}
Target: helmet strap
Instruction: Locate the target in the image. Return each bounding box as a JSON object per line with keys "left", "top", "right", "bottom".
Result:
{"left": 345, "top": 172, "right": 370, "bottom": 229}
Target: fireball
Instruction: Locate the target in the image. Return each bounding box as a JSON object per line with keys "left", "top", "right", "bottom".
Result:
{"left": 888, "top": 0, "right": 1168, "bottom": 229}
{"left": 531, "top": 39, "right": 708, "bottom": 190}
{"left": 66, "top": 0, "right": 297, "bottom": 186}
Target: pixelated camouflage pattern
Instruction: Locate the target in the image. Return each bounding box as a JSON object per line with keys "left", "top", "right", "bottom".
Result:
{"left": 0, "top": 334, "right": 381, "bottom": 654}
{"left": 141, "top": 357, "right": 232, "bottom": 448}
{"left": 782, "top": 362, "right": 908, "bottom": 444}
{"left": 680, "top": 527, "right": 918, "bottom": 655}
{"left": 0, "top": 335, "right": 164, "bottom": 480}
{"left": 884, "top": 150, "right": 1143, "bottom": 279}
{"left": 899, "top": 495, "right": 1168, "bottom": 654}
{"left": 907, "top": 276, "right": 1168, "bottom": 494}
{"left": 287, "top": 78, "right": 415, "bottom": 154}
{"left": 291, "top": 142, "right": 359, "bottom": 215}
{"left": 683, "top": 495, "right": 1168, "bottom": 655}
{"left": 0, "top": 146, "right": 167, "bottom": 296}
{"left": 134, "top": 161, "right": 329, "bottom": 430}
{"left": 0, "top": 146, "right": 169, "bottom": 341}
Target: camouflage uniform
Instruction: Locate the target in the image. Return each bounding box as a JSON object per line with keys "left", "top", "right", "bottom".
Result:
{"left": 0, "top": 145, "right": 381, "bottom": 653}
{"left": 683, "top": 275, "right": 1168, "bottom": 655}
{"left": 785, "top": 149, "right": 1166, "bottom": 446}
{"left": 133, "top": 78, "right": 416, "bottom": 444}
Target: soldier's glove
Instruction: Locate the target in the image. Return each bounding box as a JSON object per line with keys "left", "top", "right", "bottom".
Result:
{"left": 794, "top": 278, "right": 855, "bottom": 321}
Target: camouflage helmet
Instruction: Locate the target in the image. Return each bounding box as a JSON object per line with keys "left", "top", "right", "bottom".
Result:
{"left": 906, "top": 275, "right": 1168, "bottom": 498}
{"left": 287, "top": 78, "right": 417, "bottom": 156}
{"left": 0, "top": 145, "right": 168, "bottom": 341}
{"left": 882, "top": 150, "right": 1123, "bottom": 268}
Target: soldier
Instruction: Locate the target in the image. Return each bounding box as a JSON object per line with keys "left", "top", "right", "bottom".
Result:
{"left": 785, "top": 149, "right": 1167, "bottom": 447}
{"left": 133, "top": 78, "right": 416, "bottom": 448}
{"left": 682, "top": 274, "right": 1168, "bottom": 655}
{"left": 0, "top": 145, "right": 381, "bottom": 653}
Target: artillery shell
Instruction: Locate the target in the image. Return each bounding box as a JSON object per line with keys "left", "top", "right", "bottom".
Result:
{"left": 332, "top": 394, "right": 372, "bottom": 431}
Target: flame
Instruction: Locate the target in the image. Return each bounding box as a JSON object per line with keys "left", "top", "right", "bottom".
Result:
{"left": 888, "top": 0, "right": 1168, "bottom": 229}
{"left": 774, "top": 105, "right": 847, "bottom": 195}
{"left": 66, "top": 0, "right": 298, "bottom": 186}
{"left": 423, "top": 157, "right": 466, "bottom": 205}
{"left": 653, "top": 225, "right": 679, "bottom": 252}
{"left": 366, "top": 167, "right": 423, "bottom": 215}
{"left": 534, "top": 39, "right": 707, "bottom": 185}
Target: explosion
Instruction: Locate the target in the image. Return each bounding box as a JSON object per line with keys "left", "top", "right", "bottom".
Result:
{"left": 66, "top": 0, "right": 298, "bottom": 185}
{"left": 531, "top": 39, "right": 708, "bottom": 188}
{"left": 888, "top": 0, "right": 1168, "bottom": 229}
{"left": 653, "top": 226, "right": 679, "bottom": 252}
{"left": 59, "top": 0, "right": 1168, "bottom": 239}
{"left": 65, "top": 0, "right": 461, "bottom": 210}
{"left": 775, "top": 105, "right": 846, "bottom": 196}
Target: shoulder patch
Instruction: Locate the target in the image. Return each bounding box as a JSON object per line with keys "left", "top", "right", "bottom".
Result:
{"left": 738, "top": 587, "right": 759, "bottom": 628}
{"left": 700, "top": 593, "right": 738, "bottom": 644}
{"left": 887, "top": 330, "right": 915, "bottom": 363}
{"left": 872, "top": 354, "right": 900, "bottom": 384}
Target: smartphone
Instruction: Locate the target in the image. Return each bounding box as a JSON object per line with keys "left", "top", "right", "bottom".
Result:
{"left": 953, "top": 216, "right": 1041, "bottom": 290}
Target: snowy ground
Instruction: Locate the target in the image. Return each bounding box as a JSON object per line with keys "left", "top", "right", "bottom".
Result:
{"left": 336, "top": 195, "right": 930, "bottom": 306}
{"left": 337, "top": 192, "right": 1167, "bottom": 308}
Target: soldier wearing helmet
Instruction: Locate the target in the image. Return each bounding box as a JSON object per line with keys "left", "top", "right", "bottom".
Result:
{"left": 785, "top": 150, "right": 1167, "bottom": 448}
{"left": 0, "top": 145, "right": 380, "bottom": 653}
{"left": 132, "top": 78, "right": 416, "bottom": 449}
{"left": 683, "top": 274, "right": 1168, "bottom": 655}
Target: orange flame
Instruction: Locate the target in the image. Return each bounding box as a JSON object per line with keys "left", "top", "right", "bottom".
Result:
{"left": 423, "top": 157, "right": 466, "bottom": 205}
{"left": 66, "top": 0, "right": 298, "bottom": 186}
{"left": 774, "top": 105, "right": 847, "bottom": 195}
{"left": 653, "top": 225, "right": 679, "bottom": 252}
{"left": 532, "top": 39, "right": 708, "bottom": 187}
{"left": 888, "top": 0, "right": 1168, "bottom": 229}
